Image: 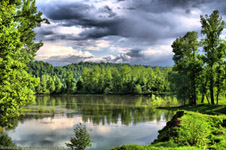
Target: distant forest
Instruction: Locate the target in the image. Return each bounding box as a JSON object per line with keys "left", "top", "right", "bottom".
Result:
{"left": 27, "top": 61, "right": 172, "bottom": 95}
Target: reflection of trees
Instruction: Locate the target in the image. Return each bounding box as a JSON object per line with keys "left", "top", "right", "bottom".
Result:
{"left": 19, "top": 114, "right": 54, "bottom": 124}
{"left": 34, "top": 96, "right": 175, "bottom": 126}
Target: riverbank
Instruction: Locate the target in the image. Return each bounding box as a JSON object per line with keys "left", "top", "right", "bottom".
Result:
{"left": 111, "top": 104, "right": 226, "bottom": 150}
{"left": 158, "top": 104, "right": 226, "bottom": 115}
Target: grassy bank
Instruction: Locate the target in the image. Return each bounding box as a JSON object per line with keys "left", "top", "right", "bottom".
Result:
{"left": 158, "top": 104, "right": 226, "bottom": 115}
{"left": 111, "top": 106, "right": 226, "bottom": 150}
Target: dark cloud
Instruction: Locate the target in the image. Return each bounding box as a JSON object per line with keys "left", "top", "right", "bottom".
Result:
{"left": 38, "top": 1, "right": 189, "bottom": 42}
{"left": 43, "top": 55, "right": 93, "bottom": 66}
{"left": 78, "top": 27, "right": 117, "bottom": 40}
{"left": 35, "top": 0, "right": 226, "bottom": 66}
{"left": 126, "top": 49, "right": 143, "bottom": 58}
{"left": 40, "top": 2, "right": 118, "bottom": 27}
{"left": 104, "top": 49, "right": 173, "bottom": 66}
{"left": 123, "top": 0, "right": 207, "bottom": 12}
{"left": 36, "top": 27, "right": 54, "bottom": 36}
{"left": 37, "top": 0, "right": 226, "bottom": 42}
{"left": 100, "top": 6, "right": 117, "bottom": 18}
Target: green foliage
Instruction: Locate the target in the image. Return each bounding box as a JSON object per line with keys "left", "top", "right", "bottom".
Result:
{"left": 0, "top": 0, "right": 47, "bottom": 127}
{"left": 0, "top": 133, "right": 17, "bottom": 149}
{"left": 176, "top": 115, "right": 211, "bottom": 146}
{"left": 65, "top": 123, "right": 92, "bottom": 150}
{"left": 171, "top": 10, "right": 226, "bottom": 105}
{"left": 200, "top": 10, "right": 226, "bottom": 105}
{"left": 28, "top": 61, "right": 172, "bottom": 95}
{"left": 79, "top": 65, "right": 170, "bottom": 94}
{"left": 110, "top": 144, "right": 200, "bottom": 150}
{"left": 66, "top": 71, "right": 76, "bottom": 93}
{"left": 134, "top": 84, "right": 142, "bottom": 94}
{"left": 172, "top": 32, "right": 202, "bottom": 105}
{"left": 151, "top": 96, "right": 178, "bottom": 107}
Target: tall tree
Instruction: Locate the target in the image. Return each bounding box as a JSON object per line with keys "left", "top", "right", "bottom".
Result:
{"left": 172, "top": 31, "right": 202, "bottom": 105}
{"left": 66, "top": 71, "right": 75, "bottom": 93}
{"left": 0, "top": 0, "right": 48, "bottom": 126}
{"left": 200, "top": 10, "right": 225, "bottom": 104}
{"left": 55, "top": 76, "right": 63, "bottom": 93}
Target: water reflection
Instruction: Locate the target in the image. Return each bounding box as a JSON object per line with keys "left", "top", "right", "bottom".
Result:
{"left": 33, "top": 95, "right": 174, "bottom": 125}
{"left": 6, "top": 95, "right": 174, "bottom": 150}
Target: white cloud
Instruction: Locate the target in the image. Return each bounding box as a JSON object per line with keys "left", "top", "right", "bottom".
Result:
{"left": 143, "top": 44, "right": 173, "bottom": 55}
{"left": 35, "top": 43, "right": 93, "bottom": 60}
{"left": 86, "top": 40, "right": 111, "bottom": 51}
{"left": 56, "top": 26, "right": 83, "bottom": 35}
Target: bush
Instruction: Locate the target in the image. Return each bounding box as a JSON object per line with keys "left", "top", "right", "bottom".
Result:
{"left": 175, "top": 114, "right": 211, "bottom": 146}
{"left": 134, "top": 85, "right": 142, "bottom": 94}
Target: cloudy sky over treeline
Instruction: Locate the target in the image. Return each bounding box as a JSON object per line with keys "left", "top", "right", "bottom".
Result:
{"left": 35, "top": 0, "right": 226, "bottom": 66}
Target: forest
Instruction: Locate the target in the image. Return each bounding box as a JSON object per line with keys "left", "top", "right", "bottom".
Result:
{"left": 27, "top": 61, "right": 171, "bottom": 95}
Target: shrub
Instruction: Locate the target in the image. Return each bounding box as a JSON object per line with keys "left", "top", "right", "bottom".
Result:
{"left": 134, "top": 85, "right": 142, "bottom": 94}
{"left": 175, "top": 114, "right": 211, "bottom": 147}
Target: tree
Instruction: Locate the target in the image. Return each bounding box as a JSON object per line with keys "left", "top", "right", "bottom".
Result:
{"left": 215, "top": 64, "right": 225, "bottom": 104}
{"left": 104, "top": 66, "right": 113, "bottom": 94}
{"left": 199, "top": 68, "right": 210, "bottom": 104}
{"left": 168, "top": 72, "right": 190, "bottom": 105}
{"left": 0, "top": 0, "right": 48, "bottom": 126}
{"left": 55, "top": 76, "right": 63, "bottom": 93}
{"left": 47, "top": 77, "right": 55, "bottom": 93}
{"left": 35, "top": 77, "right": 42, "bottom": 93}
{"left": 65, "top": 123, "right": 92, "bottom": 150}
{"left": 66, "top": 71, "right": 76, "bottom": 93}
{"left": 154, "top": 66, "right": 165, "bottom": 94}
{"left": 200, "top": 10, "right": 225, "bottom": 104}
{"left": 172, "top": 31, "right": 202, "bottom": 105}
{"left": 146, "top": 67, "right": 155, "bottom": 93}
{"left": 40, "top": 74, "right": 49, "bottom": 93}
{"left": 111, "top": 67, "right": 121, "bottom": 93}
{"left": 90, "top": 65, "right": 101, "bottom": 93}
{"left": 120, "top": 65, "right": 132, "bottom": 93}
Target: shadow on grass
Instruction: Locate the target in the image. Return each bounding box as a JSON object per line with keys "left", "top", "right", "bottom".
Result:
{"left": 158, "top": 104, "right": 226, "bottom": 115}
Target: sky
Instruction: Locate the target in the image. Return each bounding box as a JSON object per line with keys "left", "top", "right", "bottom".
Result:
{"left": 34, "top": 0, "right": 226, "bottom": 66}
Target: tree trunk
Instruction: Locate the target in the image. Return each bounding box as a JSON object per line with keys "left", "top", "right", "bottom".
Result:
{"left": 206, "top": 95, "right": 210, "bottom": 104}
{"left": 201, "top": 79, "right": 207, "bottom": 103}
{"left": 193, "top": 82, "right": 196, "bottom": 105}
{"left": 217, "top": 93, "right": 219, "bottom": 104}
{"left": 210, "top": 66, "right": 214, "bottom": 105}
{"left": 201, "top": 94, "right": 204, "bottom": 103}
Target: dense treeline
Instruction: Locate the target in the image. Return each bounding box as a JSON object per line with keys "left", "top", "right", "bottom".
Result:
{"left": 77, "top": 65, "right": 171, "bottom": 94}
{"left": 171, "top": 10, "right": 226, "bottom": 105}
{"left": 27, "top": 61, "right": 172, "bottom": 94}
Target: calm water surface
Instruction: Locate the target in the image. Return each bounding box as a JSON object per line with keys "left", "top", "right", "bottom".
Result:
{"left": 6, "top": 95, "right": 174, "bottom": 150}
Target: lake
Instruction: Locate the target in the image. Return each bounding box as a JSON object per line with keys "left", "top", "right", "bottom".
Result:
{"left": 6, "top": 95, "right": 174, "bottom": 150}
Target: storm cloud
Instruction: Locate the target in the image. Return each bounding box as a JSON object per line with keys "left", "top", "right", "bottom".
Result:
{"left": 35, "top": 0, "right": 226, "bottom": 66}
{"left": 38, "top": 0, "right": 199, "bottom": 41}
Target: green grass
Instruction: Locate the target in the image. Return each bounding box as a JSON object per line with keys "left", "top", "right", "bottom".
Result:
{"left": 111, "top": 111, "right": 226, "bottom": 150}
{"left": 110, "top": 144, "right": 199, "bottom": 150}
{"left": 158, "top": 104, "right": 226, "bottom": 115}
